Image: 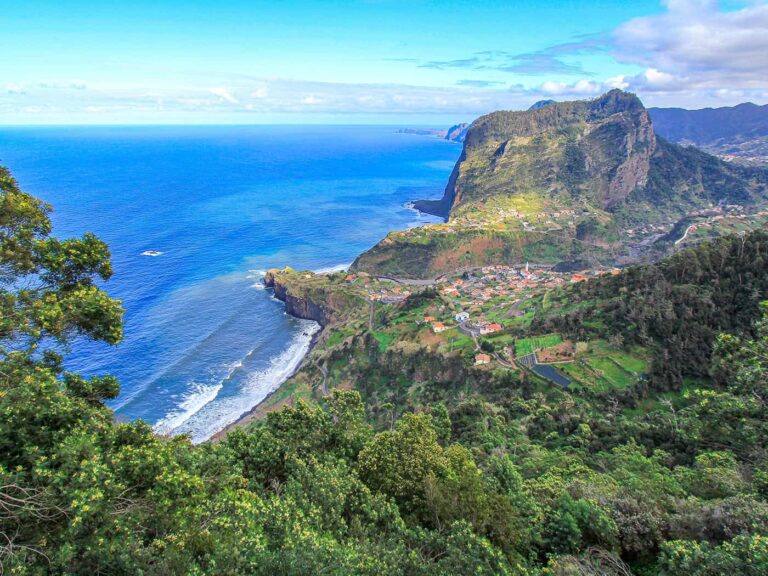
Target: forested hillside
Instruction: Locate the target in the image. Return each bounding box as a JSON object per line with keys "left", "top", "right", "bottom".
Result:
{"left": 650, "top": 103, "right": 768, "bottom": 163}
{"left": 534, "top": 230, "right": 768, "bottom": 388}
{"left": 2, "top": 167, "right": 768, "bottom": 575}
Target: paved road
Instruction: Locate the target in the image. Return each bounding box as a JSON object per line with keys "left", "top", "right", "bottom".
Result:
{"left": 318, "top": 362, "right": 329, "bottom": 395}
{"left": 375, "top": 276, "right": 436, "bottom": 286}
{"left": 493, "top": 353, "right": 516, "bottom": 369}
{"left": 374, "top": 263, "right": 556, "bottom": 286}
{"left": 675, "top": 224, "right": 696, "bottom": 246}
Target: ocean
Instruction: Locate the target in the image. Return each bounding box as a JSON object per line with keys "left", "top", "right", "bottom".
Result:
{"left": 0, "top": 125, "right": 459, "bottom": 442}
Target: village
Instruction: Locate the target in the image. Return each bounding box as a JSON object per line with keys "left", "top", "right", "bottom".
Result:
{"left": 344, "top": 263, "right": 617, "bottom": 319}
{"left": 338, "top": 262, "right": 623, "bottom": 379}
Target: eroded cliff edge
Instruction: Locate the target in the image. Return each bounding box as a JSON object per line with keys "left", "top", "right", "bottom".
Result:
{"left": 264, "top": 268, "right": 369, "bottom": 327}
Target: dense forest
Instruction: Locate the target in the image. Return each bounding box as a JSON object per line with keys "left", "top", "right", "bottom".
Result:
{"left": 534, "top": 230, "right": 768, "bottom": 389}
{"left": 2, "top": 166, "right": 767, "bottom": 574}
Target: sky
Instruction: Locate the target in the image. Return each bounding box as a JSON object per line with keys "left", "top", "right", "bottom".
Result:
{"left": 1, "top": 0, "right": 767, "bottom": 124}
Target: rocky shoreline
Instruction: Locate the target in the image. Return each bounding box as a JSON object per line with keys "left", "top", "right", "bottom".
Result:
{"left": 263, "top": 269, "right": 334, "bottom": 327}
{"left": 211, "top": 267, "right": 365, "bottom": 440}
{"left": 210, "top": 319, "right": 326, "bottom": 441}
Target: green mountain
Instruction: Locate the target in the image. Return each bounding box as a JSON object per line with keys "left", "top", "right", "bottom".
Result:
{"left": 353, "top": 90, "right": 768, "bottom": 279}
{"left": 528, "top": 99, "right": 557, "bottom": 110}
{"left": 649, "top": 102, "right": 768, "bottom": 163}
{"left": 254, "top": 229, "right": 768, "bottom": 576}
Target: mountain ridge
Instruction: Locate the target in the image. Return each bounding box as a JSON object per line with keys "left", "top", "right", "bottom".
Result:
{"left": 353, "top": 90, "right": 768, "bottom": 279}
{"left": 649, "top": 102, "right": 768, "bottom": 164}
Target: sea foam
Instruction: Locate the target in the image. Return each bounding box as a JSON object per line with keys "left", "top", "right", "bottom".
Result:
{"left": 153, "top": 382, "right": 223, "bottom": 436}
{"left": 164, "top": 319, "right": 320, "bottom": 443}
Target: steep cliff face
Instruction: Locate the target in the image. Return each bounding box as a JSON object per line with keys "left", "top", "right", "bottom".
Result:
{"left": 445, "top": 122, "right": 469, "bottom": 143}
{"left": 353, "top": 90, "right": 768, "bottom": 279}
{"left": 264, "top": 268, "right": 368, "bottom": 326}
{"left": 264, "top": 270, "right": 332, "bottom": 326}
{"left": 428, "top": 89, "right": 658, "bottom": 216}
{"left": 411, "top": 148, "right": 465, "bottom": 219}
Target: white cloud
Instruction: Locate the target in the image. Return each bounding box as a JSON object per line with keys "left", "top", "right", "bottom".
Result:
{"left": 612, "top": 0, "right": 768, "bottom": 92}
{"left": 535, "top": 1, "right": 768, "bottom": 107}
{"left": 6, "top": 83, "right": 27, "bottom": 95}
{"left": 6, "top": 2, "right": 768, "bottom": 126}
{"left": 209, "top": 87, "right": 238, "bottom": 103}
{"left": 37, "top": 81, "right": 88, "bottom": 91}
{"left": 540, "top": 79, "right": 603, "bottom": 96}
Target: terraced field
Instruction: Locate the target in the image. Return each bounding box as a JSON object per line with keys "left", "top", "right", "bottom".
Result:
{"left": 515, "top": 334, "right": 563, "bottom": 356}
{"left": 558, "top": 343, "right": 650, "bottom": 392}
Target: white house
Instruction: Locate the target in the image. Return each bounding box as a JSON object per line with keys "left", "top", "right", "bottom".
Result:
{"left": 455, "top": 311, "right": 470, "bottom": 323}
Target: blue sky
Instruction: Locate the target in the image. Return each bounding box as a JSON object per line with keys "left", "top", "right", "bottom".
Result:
{"left": 1, "top": 0, "right": 767, "bottom": 123}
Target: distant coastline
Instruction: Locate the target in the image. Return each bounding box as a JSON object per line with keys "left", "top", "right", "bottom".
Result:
{"left": 396, "top": 122, "right": 469, "bottom": 144}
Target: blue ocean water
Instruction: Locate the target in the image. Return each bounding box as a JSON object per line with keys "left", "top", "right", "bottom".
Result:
{"left": 0, "top": 126, "right": 458, "bottom": 442}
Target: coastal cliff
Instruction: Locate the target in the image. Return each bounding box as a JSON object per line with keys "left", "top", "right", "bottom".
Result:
{"left": 353, "top": 90, "right": 768, "bottom": 279}
{"left": 258, "top": 269, "right": 507, "bottom": 426}
{"left": 263, "top": 267, "right": 368, "bottom": 326}
{"left": 264, "top": 269, "right": 333, "bottom": 326}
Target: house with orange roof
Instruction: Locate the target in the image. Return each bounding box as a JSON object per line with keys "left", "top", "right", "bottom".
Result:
{"left": 480, "top": 323, "right": 503, "bottom": 335}
{"left": 475, "top": 353, "right": 491, "bottom": 365}
{"left": 432, "top": 322, "right": 448, "bottom": 333}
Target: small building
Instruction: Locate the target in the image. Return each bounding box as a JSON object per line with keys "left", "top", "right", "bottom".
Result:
{"left": 475, "top": 353, "right": 491, "bottom": 365}
{"left": 424, "top": 315, "right": 435, "bottom": 322}
{"left": 432, "top": 322, "right": 448, "bottom": 333}
{"left": 455, "top": 311, "right": 470, "bottom": 323}
{"left": 480, "top": 323, "right": 503, "bottom": 335}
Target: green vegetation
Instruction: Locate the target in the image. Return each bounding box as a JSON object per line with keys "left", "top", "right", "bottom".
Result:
{"left": 535, "top": 230, "right": 768, "bottom": 389}
{"left": 353, "top": 90, "right": 768, "bottom": 279}
{"left": 649, "top": 102, "right": 768, "bottom": 164}
{"left": 372, "top": 330, "right": 396, "bottom": 351}
{"left": 3, "top": 156, "right": 768, "bottom": 576}
{"left": 515, "top": 333, "right": 563, "bottom": 356}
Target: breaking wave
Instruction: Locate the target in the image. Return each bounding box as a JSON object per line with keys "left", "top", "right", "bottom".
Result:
{"left": 159, "top": 319, "right": 320, "bottom": 443}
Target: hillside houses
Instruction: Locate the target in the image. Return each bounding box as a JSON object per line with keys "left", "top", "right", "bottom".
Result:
{"left": 369, "top": 286, "right": 411, "bottom": 304}
{"left": 432, "top": 322, "right": 449, "bottom": 333}
{"left": 480, "top": 323, "right": 503, "bottom": 335}
{"left": 433, "top": 264, "right": 613, "bottom": 310}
